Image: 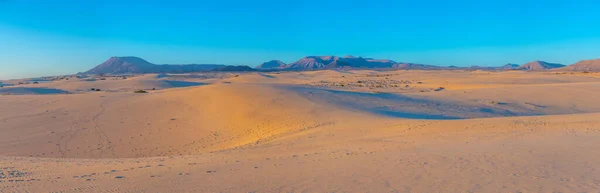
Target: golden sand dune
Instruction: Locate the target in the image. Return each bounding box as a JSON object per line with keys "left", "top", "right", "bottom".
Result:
{"left": 0, "top": 83, "right": 357, "bottom": 158}
{"left": 1, "top": 70, "right": 600, "bottom": 192}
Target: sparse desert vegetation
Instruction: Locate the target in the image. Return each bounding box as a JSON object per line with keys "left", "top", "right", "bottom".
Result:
{"left": 3, "top": 70, "right": 600, "bottom": 192}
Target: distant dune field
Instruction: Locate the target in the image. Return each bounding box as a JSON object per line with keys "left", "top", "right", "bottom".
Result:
{"left": 2, "top": 70, "right": 600, "bottom": 192}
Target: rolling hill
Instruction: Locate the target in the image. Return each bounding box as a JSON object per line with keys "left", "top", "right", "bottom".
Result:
{"left": 517, "top": 61, "right": 565, "bottom": 70}
{"left": 85, "top": 56, "right": 226, "bottom": 74}
{"left": 256, "top": 60, "right": 286, "bottom": 69}
{"left": 559, "top": 59, "right": 600, "bottom": 72}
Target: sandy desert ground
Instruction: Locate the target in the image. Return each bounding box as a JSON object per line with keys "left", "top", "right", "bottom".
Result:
{"left": 2, "top": 70, "right": 600, "bottom": 192}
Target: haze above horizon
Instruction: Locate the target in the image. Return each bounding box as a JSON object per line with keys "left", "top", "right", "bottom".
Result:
{"left": 1, "top": 0, "right": 600, "bottom": 79}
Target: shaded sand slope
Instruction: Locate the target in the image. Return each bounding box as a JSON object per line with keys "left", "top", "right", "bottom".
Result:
{"left": 283, "top": 79, "right": 600, "bottom": 119}
{"left": 0, "top": 87, "right": 69, "bottom": 95}
{"left": 414, "top": 81, "right": 600, "bottom": 115}
{"left": 2, "top": 74, "right": 214, "bottom": 94}
{"left": 289, "top": 86, "right": 543, "bottom": 119}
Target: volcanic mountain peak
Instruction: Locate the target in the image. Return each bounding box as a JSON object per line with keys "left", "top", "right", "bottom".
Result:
{"left": 256, "top": 60, "right": 287, "bottom": 69}
{"left": 517, "top": 61, "right": 565, "bottom": 70}
{"left": 286, "top": 56, "right": 340, "bottom": 69}
{"left": 85, "top": 56, "right": 226, "bottom": 74}
{"left": 86, "top": 56, "right": 155, "bottom": 74}
{"left": 502, "top": 63, "right": 520, "bottom": 69}
{"left": 212, "top": 65, "right": 257, "bottom": 72}
{"left": 559, "top": 59, "right": 600, "bottom": 72}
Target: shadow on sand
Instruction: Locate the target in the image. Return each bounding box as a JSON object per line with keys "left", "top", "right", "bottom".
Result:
{"left": 259, "top": 73, "right": 276, "bottom": 79}
{"left": 162, "top": 80, "right": 208, "bottom": 88}
{"left": 0, "top": 87, "right": 69, "bottom": 95}
{"left": 286, "top": 86, "right": 541, "bottom": 120}
{"left": 0, "top": 82, "right": 13, "bottom": 87}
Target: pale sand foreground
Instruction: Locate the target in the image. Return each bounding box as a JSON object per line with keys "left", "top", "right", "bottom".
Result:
{"left": 1, "top": 70, "right": 600, "bottom": 192}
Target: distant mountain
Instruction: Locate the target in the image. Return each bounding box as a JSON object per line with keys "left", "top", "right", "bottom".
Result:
{"left": 469, "top": 63, "right": 520, "bottom": 70}
{"left": 154, "top": 64, "right": 227, "bottom": 73}
{"left": 286, "top": 56, "right": 341, "bottom": 69}
{"left": 256, "top": 60, "right": 286, "bottom": 69}
{"left": 517, "top": 61, "right": 565, "bottom": 70}
{"left": 325, "top": 57, "right": 371, "bottom": 68}
{"left": 365, "top": 59, "right": 398, "bottom": 68}
{"left": 501, "top": 63, "right": 520, "bottom": 69}
{"left": 559, "top": 59, "right": 600, "bottom": 72}
{"left": 212, "top": 65, "right": 257, "bottom": 72}
{"left": 88, "top": 55, "right": 551, "bottom": 74}
{"left": 85, "top": 56, "right": 226, "bottom": 74}
{"left": 468, "top": 65, "right": 491, "bottom": 70}
{"left": 392, "top": 63, "right": 441, "bottom": 69}
{"left": 86, "top": 57, "right": 155, "bottom": 74}
{"left": 281, "top": 55, "right": 443, "bottom": 70}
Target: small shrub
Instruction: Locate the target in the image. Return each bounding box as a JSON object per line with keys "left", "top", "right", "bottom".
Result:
{"left": 134, "top": 89, "right": 148, "bottom": 93}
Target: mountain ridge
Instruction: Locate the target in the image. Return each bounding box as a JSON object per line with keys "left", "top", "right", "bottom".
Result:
{"left": 516, "top": 61, "right": 565, "bottom": 70}
{"left": 557, "top": 59, "right": 600, "bottom": 72}
{"left": 85, "top": 56, "right": 227, "bottom": 74}
{"left": 84, "top": 56, "right": 600, "bottom": 74}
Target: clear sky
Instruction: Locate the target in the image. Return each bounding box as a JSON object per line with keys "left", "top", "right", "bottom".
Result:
{"left": 1, "top": 0, "right": 600, "bottom": 79}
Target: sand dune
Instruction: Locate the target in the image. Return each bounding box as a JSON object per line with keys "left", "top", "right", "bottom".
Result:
{"left": 2, "top": 70, "right": 600, "bottom": 192}
{"left": 1, "top": 74, "right": 220, "bottom": 94}
{"left": 0, "top": 87, "right": 69, "bottom": 95}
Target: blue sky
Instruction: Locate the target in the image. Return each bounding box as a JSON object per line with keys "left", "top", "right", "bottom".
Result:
{"left": 1, "top": 0, "right": 600, "bottom": 79}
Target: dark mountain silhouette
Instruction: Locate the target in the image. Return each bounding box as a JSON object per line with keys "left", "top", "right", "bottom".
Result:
{"left": 86, "top": 57, "right": 155, "bottom": 74}
{"left": 84, "top": 55, "right": 577, "bottom": 74}
{"left": 501, "top": 63, "right": 520, "bottom": 69}
{"left": 469, "top": 63, "right": 519, "bottom": 70}
{"left": 212, "top": 65, "right": 257, "bottom": 72}
{"left": 325, "top": 57, "right": 371, "bottom": 68}
{"left": 559, "top": 59, "right": 600, "bottom": 72}
{"left": 364, "top": 58, "right": 398, "bottom": 68}
{"left": 392, "top": 63, "right": 441, "bottom": 69}
{"left": 85, "top": 56, "right": 226, "bottom": 74}
{"left": 517, "top": 61, "right": 565, "bottom": 70}
{"left": 256, "top": 60, "right": 286, "bottom": 69}
{"left": 286, "top": 56, "right": 340, "bottom": 69}
{"left": 282, "top": 55, "right": 443, "bottom": 70}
